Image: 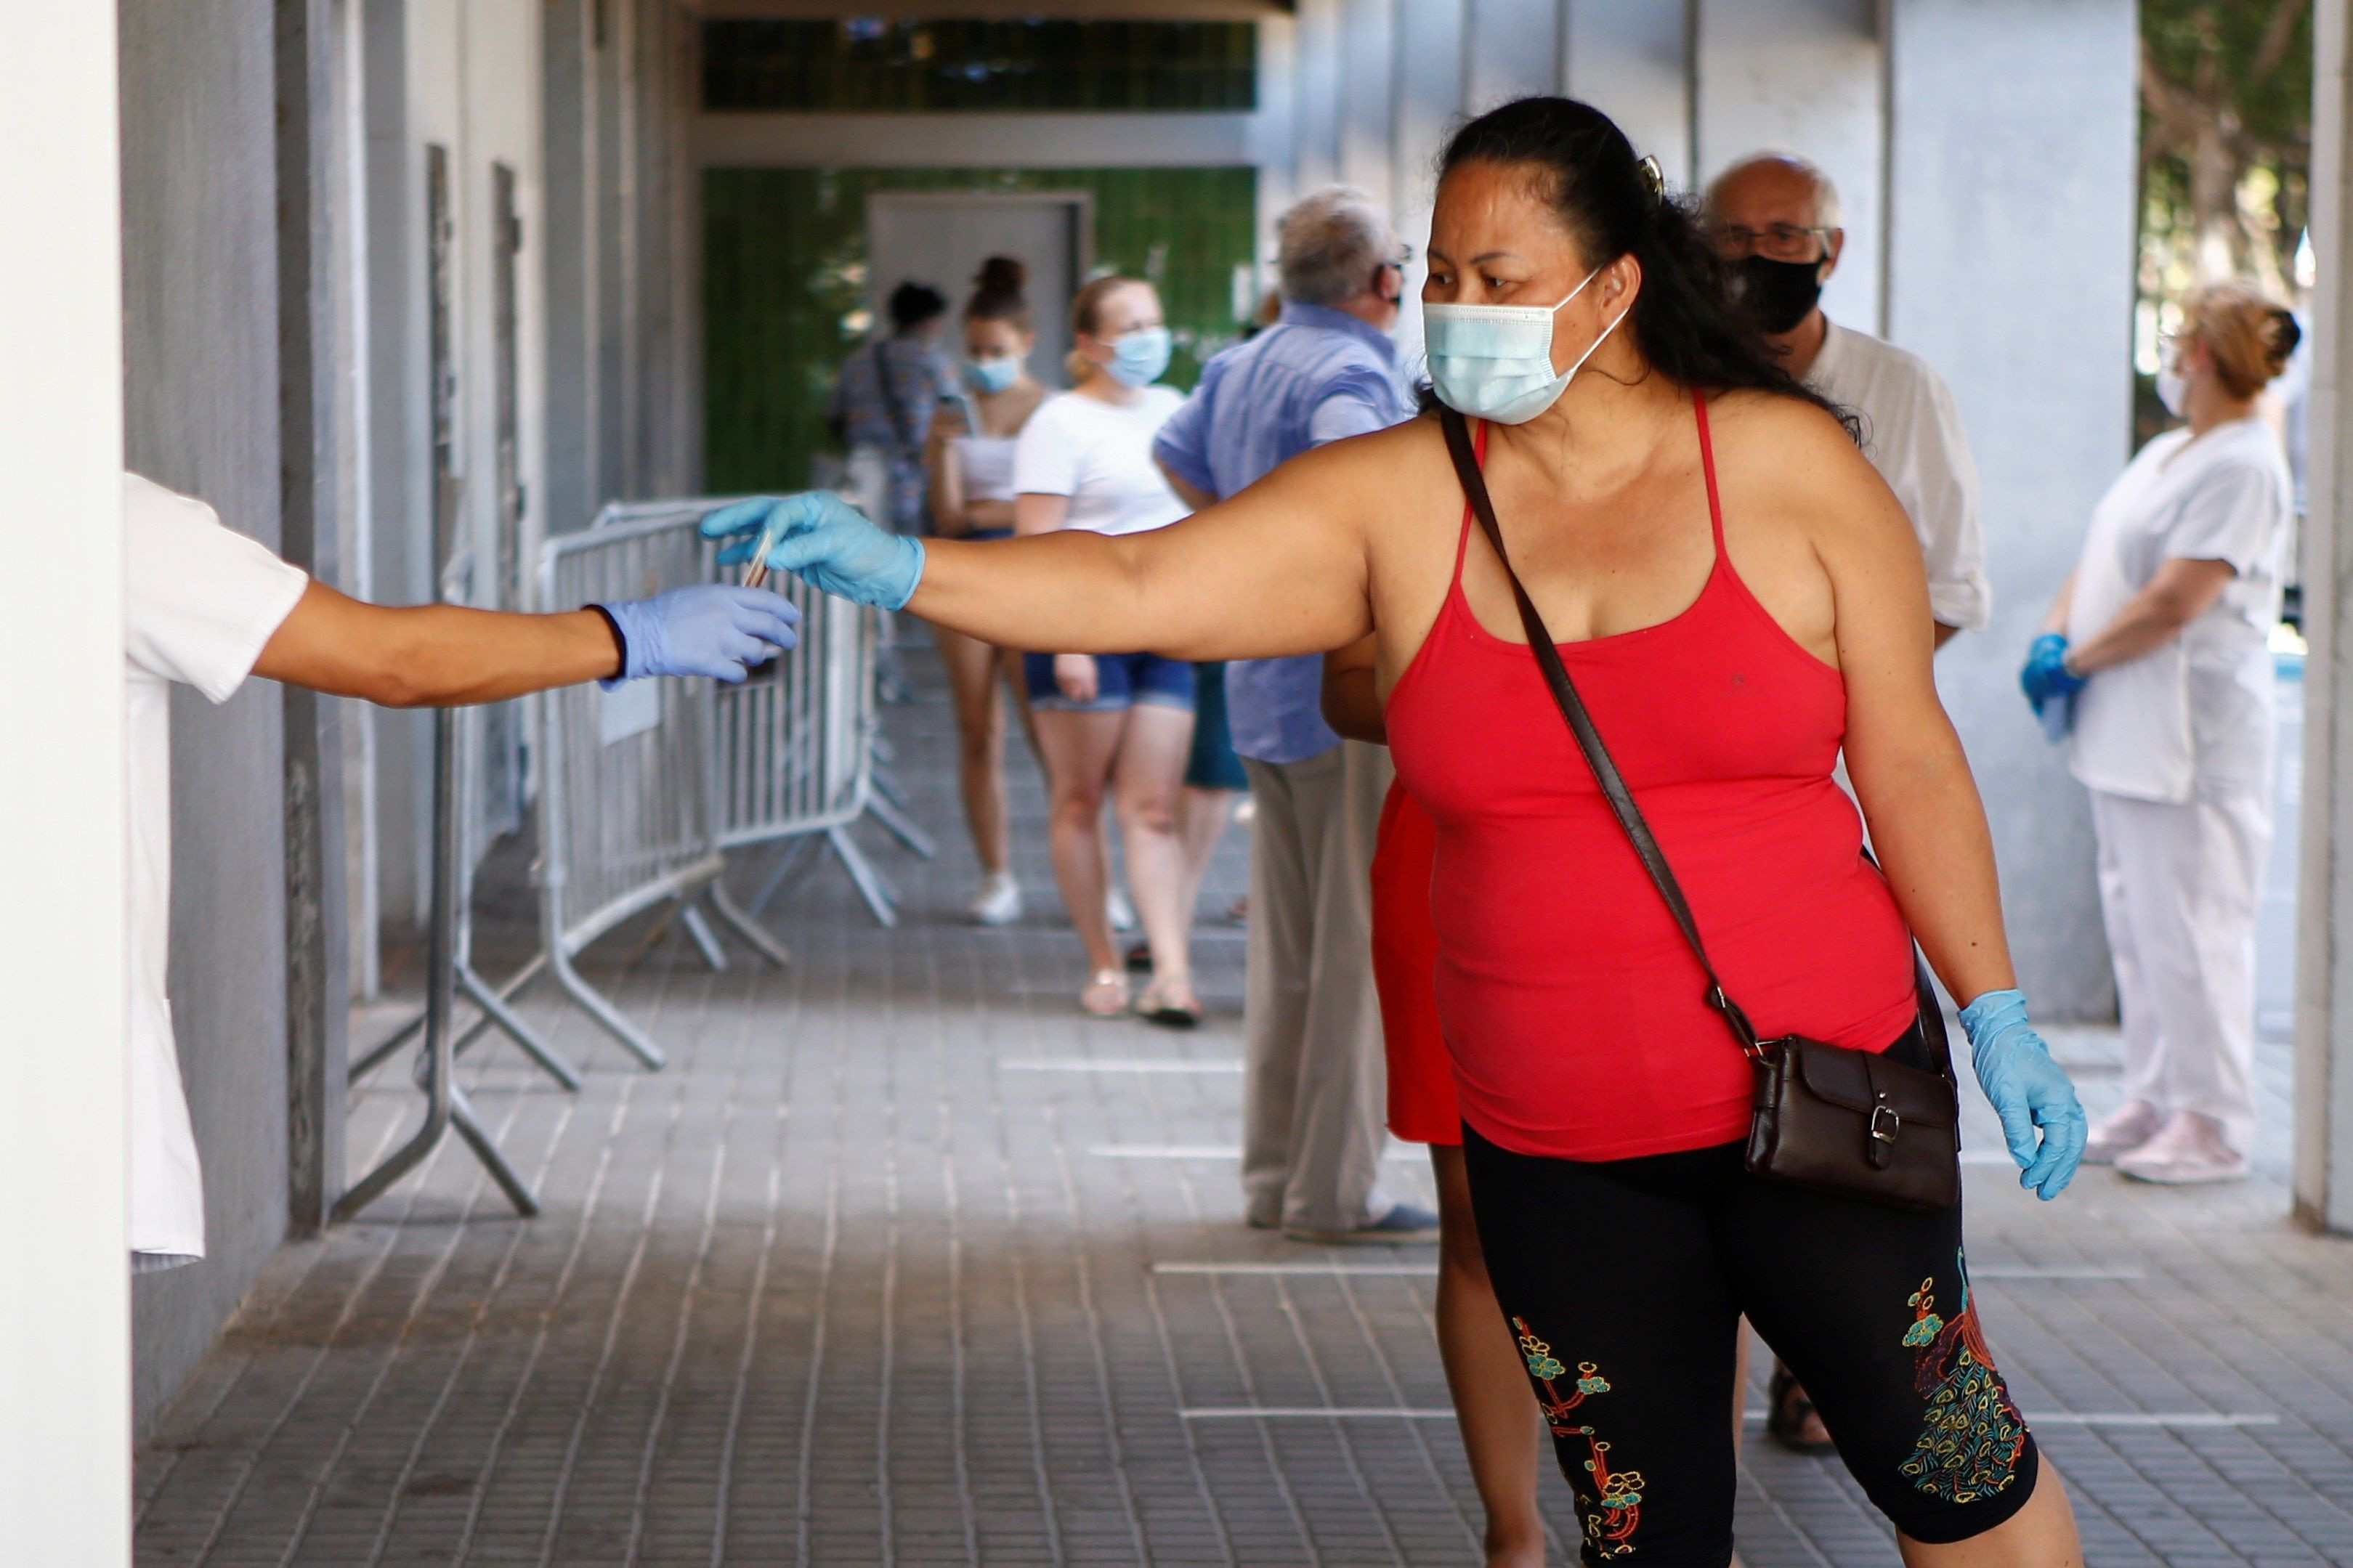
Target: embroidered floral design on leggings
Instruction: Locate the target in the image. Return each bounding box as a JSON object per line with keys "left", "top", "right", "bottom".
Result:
{"left": 1897, "top": 1263, "right": 2028, "bottom": 1502}
{"left": 1514, "top": 1317, "right": 1643, "bottom": 1556}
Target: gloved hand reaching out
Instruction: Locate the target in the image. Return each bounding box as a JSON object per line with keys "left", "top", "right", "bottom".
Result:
{"left": 596, "top": 585, "right": 801, "bottom": 686}
{"left": 1956, "top": 988, "right": 2086, "bottom": 1201}
{"left": 700, "top": 493, "right": 926, "bottom": 611}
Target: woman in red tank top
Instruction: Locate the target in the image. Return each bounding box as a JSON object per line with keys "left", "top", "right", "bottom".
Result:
{"left": 716, "top": 95, "right": 2088, "bottom": 1568}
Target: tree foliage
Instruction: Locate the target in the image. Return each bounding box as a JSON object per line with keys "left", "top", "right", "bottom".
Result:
{"left": 2140, "top": 0, "right": 2312, "bottom": 298}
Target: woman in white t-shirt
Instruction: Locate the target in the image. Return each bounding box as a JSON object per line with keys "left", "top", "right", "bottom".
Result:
{"left": 1013, "top": 275, "right": 1200, "bottom": 1023}
{"left": 2026, "top": 283, "right": 2299, "bottom": 1185}
{"left": 926, "top": 256, "right": 1051, "bottom": 929}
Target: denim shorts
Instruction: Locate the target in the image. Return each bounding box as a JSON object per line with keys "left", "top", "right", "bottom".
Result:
{"left": 1023, "top": 651, "right": 1196, "bottom": 714}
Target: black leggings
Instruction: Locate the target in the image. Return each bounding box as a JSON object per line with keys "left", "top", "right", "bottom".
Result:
{"left": 1464, "top": 1047, "right": 2039, "bottom": 1564}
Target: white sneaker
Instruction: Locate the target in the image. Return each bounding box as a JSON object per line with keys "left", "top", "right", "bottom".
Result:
{"left": 969, "top": 873, "right": 1021, "bottom": 927}
{"left": 2115, "top": 1111, "right": 2248, "bottom": 1185}
{"left": 1106, "top": 887, "right": 1137, "bottom": 933}
{"left": 2083, "top": 1099, "right": 2164, "bottom": 1166}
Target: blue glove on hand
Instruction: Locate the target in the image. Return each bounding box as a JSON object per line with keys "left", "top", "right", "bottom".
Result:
{"left": 1956, "top": 988, "right": 2086, "bottom": 1201}
{"left": 2018, "top": 633, "right": 2086, "bottom": 710}
{"left": 597, "top": 585, "right": 801, "bottom": 686}
{"left": 700, "top": 493, "right": 926, "bottom": 611}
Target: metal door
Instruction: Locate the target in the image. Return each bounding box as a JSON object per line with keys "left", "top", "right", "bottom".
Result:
{"left": 866, "top": 193, "right": 1089, "bottom": 389}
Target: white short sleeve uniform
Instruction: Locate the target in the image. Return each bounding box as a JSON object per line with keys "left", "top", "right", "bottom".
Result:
{"left": 124, "top": 473, "right": 309, "bottom": 1267}
{"left": 1011, "top": 386, "right": 1189, "bottom": 537}
{"left": 1806, "top": 320, "right": 1990, "bottom": 633}
{"left": 2065, "top": 419, "right": 2291, "bottom": 804}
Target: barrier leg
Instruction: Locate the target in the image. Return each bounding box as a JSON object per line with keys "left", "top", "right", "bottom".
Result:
{"left": 458, "top": 962, "right": 582, "bottom": 1089}
{"left": 549, "top": 945, "right": 668, "bottom": 1070}
{"left": 747, "top": 836, "right": 821, "bottom": 917}
{"left": 864, "top": 788, "right": 937, "bottom": 861}
{"left": 450, "top": 1084, "right": 540, "bottom": 1217}
{"left": 828, "top": 825, "right": 900, "bottom": 927}
{"left": 349, "top": 1007, "right": 426, "bottom": 1084}
{"left": 706, "top": 882, "right": 792, "bottom": 969}
{"left": 681, "top": 901, "right": 729, "bottom": 972}
{"left": 450, "top": 952, "right": 547, "bottom": 1060}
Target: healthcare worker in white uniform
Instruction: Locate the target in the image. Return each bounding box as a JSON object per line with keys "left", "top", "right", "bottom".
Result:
{"left": 126, "top": 473, "right": 801, "bottom": 1270}
{"left": 2022, "top": 283, "right": 2299, "bottom": 1185}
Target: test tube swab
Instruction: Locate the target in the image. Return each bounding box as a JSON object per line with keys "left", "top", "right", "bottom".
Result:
{"left": 740, "top": 513, "right": 785, "bottom": 590}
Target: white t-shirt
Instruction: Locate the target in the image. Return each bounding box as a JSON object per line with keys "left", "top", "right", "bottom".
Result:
{"left": 1011, "top": 386, "right": 1189, "bottom": 536}
{"left": 124, "top": 473, "right": 309, "bottom": 1265}
{"left": 1807, "top": 320, "right": 1990, "bottom": 632}
{"left": 2065, "top": 418, "right": 2291, "bottom": 804}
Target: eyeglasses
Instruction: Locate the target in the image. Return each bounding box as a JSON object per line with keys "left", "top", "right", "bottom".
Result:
{"left": 1383, "top": 244, "right": 1415, "bottom": 272}
{"left": 1709, "top": 223, "right": 1834, "bottom": 263}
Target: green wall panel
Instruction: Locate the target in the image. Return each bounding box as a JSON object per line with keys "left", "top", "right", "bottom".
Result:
{"left": 704, "top": 165, "right": 1258, "bottom": 495}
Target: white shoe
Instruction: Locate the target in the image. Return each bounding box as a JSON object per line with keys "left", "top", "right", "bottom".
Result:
{"left": 2115, "top": 1111, "right": 2248, "bottom": 1185}
{"left": 2082, "top": 1099, "right": 2163, "bottom": 1166}
{"left": 969, "top": 873, "right": 1021, "bottom": 927}
{"left": 1106, "top": 887, "right": 1137, "bottom": 933}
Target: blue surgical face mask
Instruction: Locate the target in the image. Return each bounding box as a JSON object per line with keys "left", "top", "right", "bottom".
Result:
{"left": 964, "top": 354, "right": 1021, "bottom": 395}
{"left": 1422, "top": 266, "right": 1624, "bottom": 424}
{"left": 1106, "top": 325, "right": 1173, "bottom": 389}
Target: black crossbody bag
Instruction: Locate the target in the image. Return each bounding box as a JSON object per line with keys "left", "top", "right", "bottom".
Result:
{"left": 1438, "top": 407, "right": 1961, "bottom": 1212}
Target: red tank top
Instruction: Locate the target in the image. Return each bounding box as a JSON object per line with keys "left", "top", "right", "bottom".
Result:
{"left": 1384, "top": 399, "right": 1918, "bottom": 1161}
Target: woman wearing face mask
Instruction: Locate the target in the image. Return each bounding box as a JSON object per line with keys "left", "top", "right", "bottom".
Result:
{"left": 926, "top": 256, "right": 1050, "bottom": 925}
{"left": 710, "top": 99, "right": 2086, "bottom": 1564}
{"left": 2023, "top": 283, "right": 2299, "bottom": 1186}
{"left": 1002, "top": 275, "right": 1204, "bottom": 1021}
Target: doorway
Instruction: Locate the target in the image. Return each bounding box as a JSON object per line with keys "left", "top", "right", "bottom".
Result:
{"left": 866, "top": 192, "right": 1089, "bottom": 389}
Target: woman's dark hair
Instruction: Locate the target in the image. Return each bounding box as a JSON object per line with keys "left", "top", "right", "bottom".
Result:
{"left": 887, "top": 280, "right": 949, "bottom": 333}
{"left": 1435, "top": 96, "right": 1855, "bottom": 437}
{"left": 965, "top": 255, "right": 1032, "bottom": 330}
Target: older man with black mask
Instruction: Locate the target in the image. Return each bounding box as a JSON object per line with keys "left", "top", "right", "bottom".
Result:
{"left": 1152, "top": 187, "right": 1436, "bottom": 1245}
{"left": 1707, "top": 153, "right": 1990, "bottom": 646}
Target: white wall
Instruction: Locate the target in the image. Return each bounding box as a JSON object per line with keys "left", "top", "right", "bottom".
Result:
{"left": 0, "top": 4, "right": 131, "bottom": 1561}
{"left": 1883, "top": 0, "right": 2136, "bottom": 1017}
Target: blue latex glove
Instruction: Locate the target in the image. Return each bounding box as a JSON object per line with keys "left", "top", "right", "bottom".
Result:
{"left": 1956, "top": 988, "right": 2086, "bottom": 1201}
{"left": 596, "top": 585, "right": 801, "bottom": 686}
{"left": 700, "top": 493, "right": 926, "bottom": 611}
{"left": 2018, "top": 633, "right": 2086, "bottom": 710}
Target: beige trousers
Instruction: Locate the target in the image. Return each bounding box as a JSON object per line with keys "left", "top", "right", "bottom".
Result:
{"left": 1239, "top": 742, "right": 1394, "bottom": 1233}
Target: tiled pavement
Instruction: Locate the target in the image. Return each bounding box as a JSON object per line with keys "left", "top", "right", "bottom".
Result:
{"left": 135, "top": 646, "right": 2353, "bottom": 1566}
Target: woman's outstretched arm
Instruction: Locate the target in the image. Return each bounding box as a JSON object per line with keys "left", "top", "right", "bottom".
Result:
{"left": 712, "top": 429, "right": 1395, "bottom": 662}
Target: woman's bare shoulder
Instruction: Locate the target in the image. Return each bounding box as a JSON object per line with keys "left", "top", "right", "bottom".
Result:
{"left": 1704, "top": 388, "right": 1895, "bottom": 535}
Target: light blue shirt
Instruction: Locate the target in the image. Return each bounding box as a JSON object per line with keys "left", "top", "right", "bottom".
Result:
{"left": 1152, "top": 302, "right": 1412, "bottom": 764}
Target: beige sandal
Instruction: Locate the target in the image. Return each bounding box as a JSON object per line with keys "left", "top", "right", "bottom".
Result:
{"left": 1080, "top": 968, "right": 1130, "bottom": 1017}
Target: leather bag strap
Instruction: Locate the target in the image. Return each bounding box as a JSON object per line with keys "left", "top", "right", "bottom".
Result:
{"left": 1438, "top": 405, "right": 1766, "bottom": 1055}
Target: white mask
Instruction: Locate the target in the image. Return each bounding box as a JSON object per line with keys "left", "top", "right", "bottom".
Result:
{"left": 1422, "top": 266, "right": 1625, "bottom": 425}
{"left": 2156, "top": 360, "right": 2187, "bottom": 418}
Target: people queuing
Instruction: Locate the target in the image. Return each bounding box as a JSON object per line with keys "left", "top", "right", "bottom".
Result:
{"left": 1152, "top": 187, "right": 1440, "bottom": 1245}
{"left": 2025, "top": 282, "right": 2299, "bottom": 1187}
{"left": 924, "top": 256, "right": 1049, "bottom": 926}
{"left": 830, "top": 280, "right": 952, "bottom": 536}
{"left": 708, "top": 92, "right": 2090, "bottom": 1565}
{"left": 1010, "top": 275, "right": 1204, "bottom": 1024}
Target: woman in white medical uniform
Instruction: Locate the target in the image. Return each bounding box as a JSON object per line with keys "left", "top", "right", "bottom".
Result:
{"left": 126, "top": 474, "right": 800, "bottom": 1270}
{"left": 2024, "top": 283, "right": 2299, "bottom": 1184}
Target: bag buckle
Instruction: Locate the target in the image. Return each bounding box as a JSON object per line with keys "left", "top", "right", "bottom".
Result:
{"left": 1869, "top": 1100, "right": 1901, "bottom": 1144}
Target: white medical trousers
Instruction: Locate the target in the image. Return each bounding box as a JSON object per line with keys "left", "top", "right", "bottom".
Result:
{"left": 2090, "top": 787, "right": 2269, "bottom": 1154}
{"left": 1239, "top": 742, "right": 1393, "bottom": 1234}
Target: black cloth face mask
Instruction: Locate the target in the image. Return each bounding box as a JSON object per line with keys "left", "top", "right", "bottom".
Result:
{"left": 1733, "top": 254, "right": 1825, "bottom": 336}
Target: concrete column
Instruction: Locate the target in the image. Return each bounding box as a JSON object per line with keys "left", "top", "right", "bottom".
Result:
{"left": 1292, "top": 0, "right": 1342, "bottom": 194}
{"left": 0, "top": 6, "right": 130, "bottom": 1559}
{"left": 1463, "top": 0, "right": 1562, "bottom": 111}
{"left": 1882, "top": 0, "right": 2136, "bottom": 1018}
{"left": 1565, "top": 0, "right": 1695, "bottom": 188}
{"left": 1390, "top": 0, "right": 1467, "bottom": 366}
{"left": 1693, "top": 0, "right": 1883, "bottom": 330}
{"left": 1337, "top": 0, "right": 1396, "bottom": 206}
{"left": 2296, "top": 0, "right": 2353, "bottom": 1230}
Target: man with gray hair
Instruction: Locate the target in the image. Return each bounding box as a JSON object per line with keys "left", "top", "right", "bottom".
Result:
{"left": 1154, "top": 187, "right": 1434, "bottom": 1243}
{"left": 1707, "top": 152, "right": 1990, "bottom": 644}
